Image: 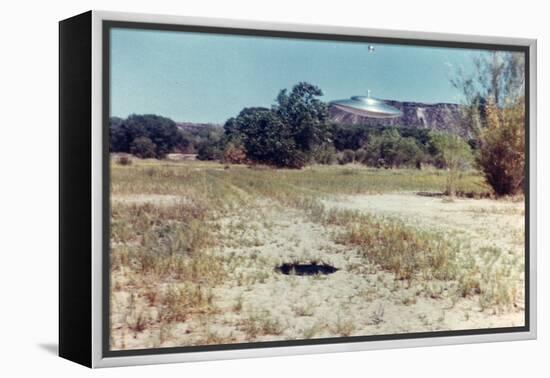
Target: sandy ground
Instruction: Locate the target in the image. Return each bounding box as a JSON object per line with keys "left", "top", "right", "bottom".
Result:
{"left": 111, "top": 192, "right": 525, "bottom": 350}
{"left": 322, "top": 193, "right": 525, "bottom": 253}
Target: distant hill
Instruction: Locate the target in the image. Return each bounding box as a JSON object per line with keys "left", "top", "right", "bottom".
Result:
{"left": 329, "top": 100, "right": 471, "bottom": 138}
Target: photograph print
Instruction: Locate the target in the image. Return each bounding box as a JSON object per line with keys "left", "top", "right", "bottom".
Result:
{"left": 106, "top": 24, "right": 528, "bottom": 353}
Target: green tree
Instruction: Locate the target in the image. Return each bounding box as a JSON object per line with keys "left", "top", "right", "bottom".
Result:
{"left": 196, "top": 127, "right": 225, "bottom": 161}
{"left": 274, "top": 82, "right": 330, "bottom": 155}
{"left": 109, "top": 114, "right": 182, "bottom": 158}
{"left": 225, "top": 107, "right": 305, "bottom": 168}
{"left": 329, "top": 123, "right": 370, "bottom": 151}
{"left": 429, "top": 132, "right": 474, "bottom": 196}
{"left": 224, "top": 82, "right": 329, "bottom": 168}
{"left": 130, "top": 136, "right": 157, "bottom": 159}
{"left": 110, "top": 117, "right": 133, "bottom": 153}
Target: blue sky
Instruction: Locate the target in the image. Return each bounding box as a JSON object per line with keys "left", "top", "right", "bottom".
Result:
{"left": 110, "top": 28, "right": 490, "bottom": 124}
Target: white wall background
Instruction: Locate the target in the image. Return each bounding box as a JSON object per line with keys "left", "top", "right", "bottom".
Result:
{"left": 0, "top": 0, "right": 546, "bottom": 376}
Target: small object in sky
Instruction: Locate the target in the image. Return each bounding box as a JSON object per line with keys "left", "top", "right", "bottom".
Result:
{"left": 368, "top": 45, "right": 375, "bottom": 52}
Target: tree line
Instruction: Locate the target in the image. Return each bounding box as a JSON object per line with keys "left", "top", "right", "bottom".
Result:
{"left": 110, "top": 51, "right": 525, "bottom": 196}
{"left": 110, "top": 112, "right": 469, "bottom": 170}
{"left": 110, "top": 82, "right": 472, "bottom": 169}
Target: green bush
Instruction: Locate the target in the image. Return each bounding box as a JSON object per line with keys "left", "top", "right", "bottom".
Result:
{"left": 338, "top": 149, "right": 355, "bottom": 165}
{"left": 330, "top": 123, "right": 370, "bottom": 151}
{"left": 110, "top": 114, "right": 182, "bottom": 158}
{"left": 196, "top": 127, "right": 225, "bottom": 161}
{"left": 197, "top": 141, "right": 223, "bottom": 161}
{"left": 354, "top": 148, "right": 367, "bottom": 164}
{"left": 311, "top": 144, "right": 337, "bottom": 165}
{"left": 428, "top": 131, "right": 474, "bottom": 195}
{"left": 330, "top": 124, "right": 432, "bottom": 152}
{"left": 364, "top": 129, "right": 425, "bottom": 168}
{"left": 130, "top": 137, "right": 157, "bottom": 159}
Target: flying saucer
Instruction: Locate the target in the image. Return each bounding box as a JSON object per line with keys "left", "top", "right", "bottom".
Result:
{"left": 329, "top": 93, "right": 402, "bottom": 119}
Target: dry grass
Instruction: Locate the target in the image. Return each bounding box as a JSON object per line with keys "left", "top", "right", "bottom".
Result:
{"left": 110, "top": 158, "right": 523, "bottom": 349}
{"left": 334, "top": 316, "right": 356, "bottom": 336}
{"left": 110, "top": 161, "right": 231, "bottom": 345}
{"left": 158, "top": 284, "right": 216, "bottom": 323}
{"left": 334, "top": 215, "right": 459, "bottom": 281}
{"left": 240, "top": 310, "right": 284, "bottom": 339}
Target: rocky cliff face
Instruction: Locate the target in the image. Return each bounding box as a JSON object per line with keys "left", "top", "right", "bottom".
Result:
{"left": 329, "top": 100, "right": 470, "bottom": 138}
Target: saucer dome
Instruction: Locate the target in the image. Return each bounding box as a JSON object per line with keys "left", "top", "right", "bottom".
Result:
{"left": 330, "top": 94, "right": 402, "bottom": 119}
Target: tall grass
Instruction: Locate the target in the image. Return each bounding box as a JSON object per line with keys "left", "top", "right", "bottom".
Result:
{"left": 110, "top": 162, "right": 233, "bottom": 343}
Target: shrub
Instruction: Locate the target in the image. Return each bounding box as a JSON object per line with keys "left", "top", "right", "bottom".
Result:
{"left": 197, "top": 140, "right": 223, "bottom": 161}
{"left": 477, "top": 98, "right": 525, "bottom": 196}
{"left": 338, "top": 149, "right": 355, "bottom": 165}
{"left": 195, "top": 126, "right": 225, "bottom": 161}
{"left": 130, "top": 137, "right": 157, "bottom": 159}
{"left": 336, "top": 214, "right": 458, "bottom": 281}
{"left": 110, "top": 114, "right": 182, "bottom": 158}
{"left": 115, "top": 155, "right": 132, "bottom": 166}
{"left": 450, "top": 51, "right": 525, "bottom": 196}
{"left": 429, "top": 132, "right": 474, "bottom": 195}
{"left": 223, "top": 143, "right": 248, "bottom": 164}
{"left": 354, "top": 148, "right": 368, "bottom": 164}
{"left": 364, "top": 129, "right": 425, "bottom": 168}
{"left": 311, "top": 144, "right": 337, "bottom": 165}
{"left": 330, "top": 123, "right": 370, "bottom": 151}
{"left": 330, "top": 124, "right": 433, "bottom": 153}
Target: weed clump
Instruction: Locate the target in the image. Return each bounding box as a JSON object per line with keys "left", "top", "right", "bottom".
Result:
{"left": 336, "top": 215, "right": 458, "bottom": 281}
{"left": 115, "top": 154, "right": 132, "bottom": 166}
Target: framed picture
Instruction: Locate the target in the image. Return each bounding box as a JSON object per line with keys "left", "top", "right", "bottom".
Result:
{"left": 59, "top": 10, "right": 537, "bottom": 368}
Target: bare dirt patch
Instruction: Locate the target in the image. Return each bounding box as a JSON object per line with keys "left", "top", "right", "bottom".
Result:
{"left": 322, "top": 193, "right": 525, "bottom": 253}
{"left": 111, "top": 194, "right": 525, "bottom": 350}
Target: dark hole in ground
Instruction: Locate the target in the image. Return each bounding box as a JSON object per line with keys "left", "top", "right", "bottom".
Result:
{"left": 276, "top": 262, "right": 338, "bottom": 276}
